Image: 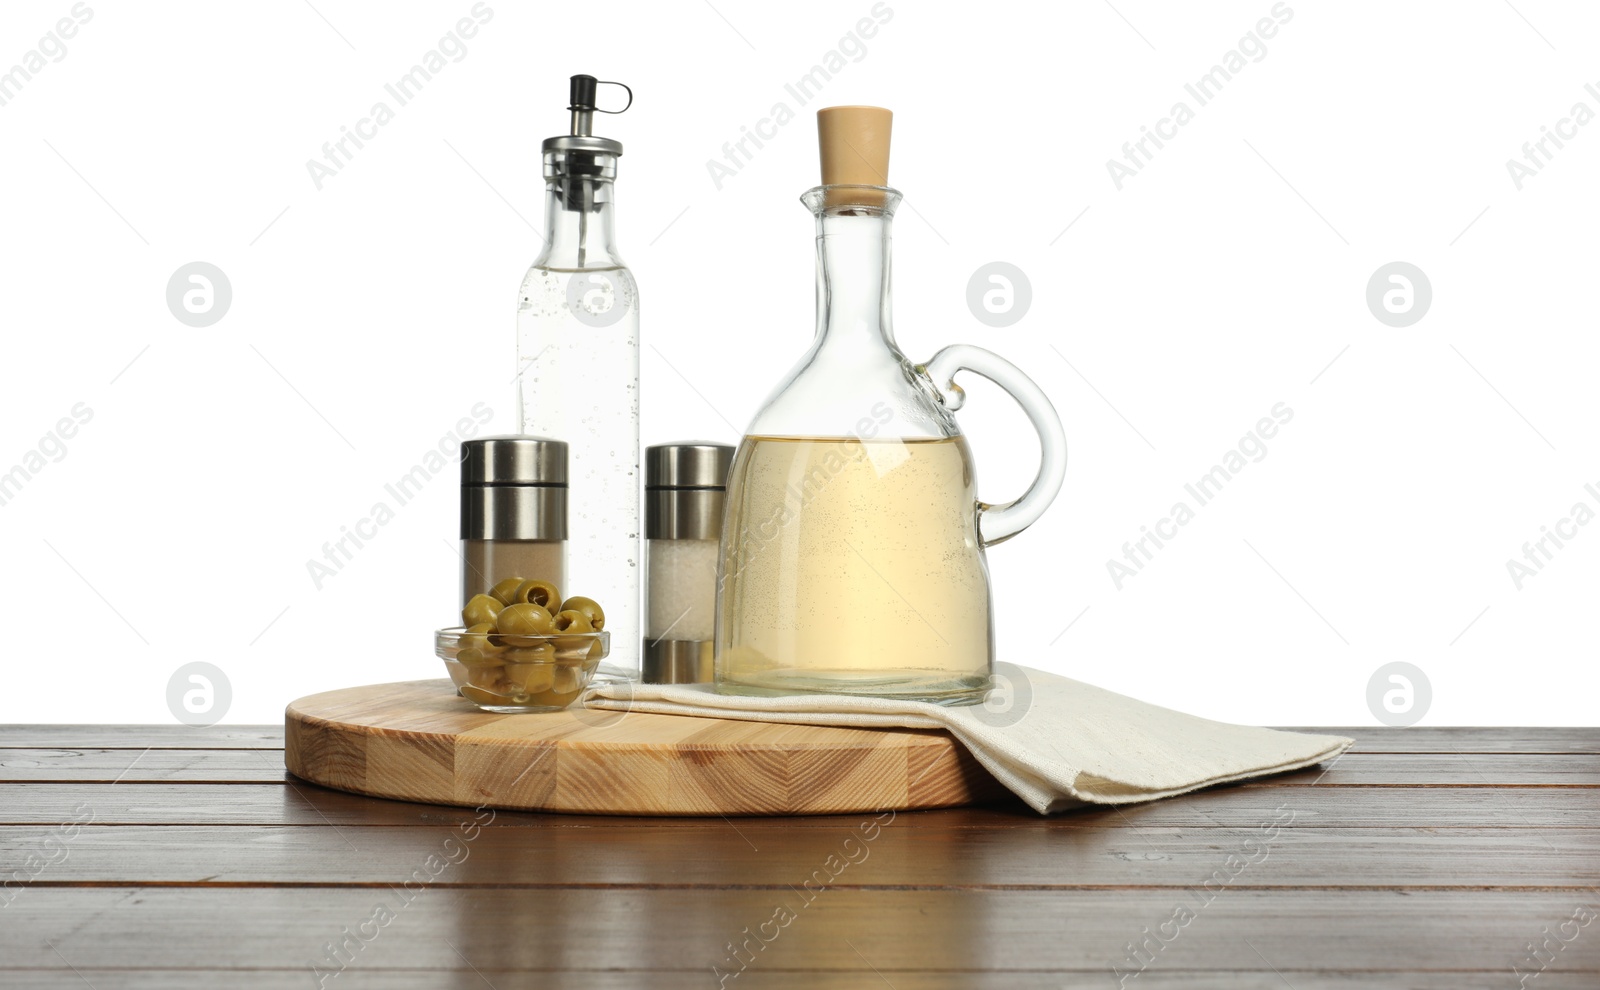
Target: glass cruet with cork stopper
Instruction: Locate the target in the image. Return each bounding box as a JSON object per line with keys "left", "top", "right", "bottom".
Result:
{"left": 713, "top": 106, "right": 1067, "bottom": 705}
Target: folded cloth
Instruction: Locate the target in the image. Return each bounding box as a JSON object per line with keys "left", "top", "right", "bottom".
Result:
{"left": 583, "top": 662, "right": 1353, "bottom": 815}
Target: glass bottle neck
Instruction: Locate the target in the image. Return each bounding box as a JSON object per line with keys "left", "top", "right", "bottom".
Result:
{"left": 814, "top": 209, "right": 895, "bottom": 351}
{"left": 536, "top": 171, "right": 623, "bottom": 271}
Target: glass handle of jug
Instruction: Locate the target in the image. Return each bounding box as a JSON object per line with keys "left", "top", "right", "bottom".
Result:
{"left": 919, "top": 344, "right": 1066, "bottom": 547}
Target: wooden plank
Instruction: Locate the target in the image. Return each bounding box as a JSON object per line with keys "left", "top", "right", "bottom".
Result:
{"left": 1101, "top": 781, "right": 1600, "bottom": 829}
{"left": 4, "top": 972, "right": 1599, "bottom": 990}
{"left": 0, "top": 888, "right": 1595, "bottom": 973}
{"left": 0, "top": 724, "right": 1593, "bottom": 755}
{"left": 1288, "top": 727, "right": 1600, "bottom": 754}
{"left": 1284, "top": 753, "right": 1600, "bottom": 786}
{"left": 0, "top": 748, "right": 284, "bottom": 783}
{"left": 0, "top": 725, "right": 284, "bottom": 749}
{"left": 5, "top": 745, "right": 1597, "bottom": 788}
{"left": 1, "top": 782, "right": 1596, "bottom": 828}
{"left": 2, "top": 824, "right": 1595, "bottom": 888}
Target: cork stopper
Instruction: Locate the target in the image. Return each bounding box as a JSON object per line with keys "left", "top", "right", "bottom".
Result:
{"left": 817, "top": 106, "right": 892, "bottom": 208}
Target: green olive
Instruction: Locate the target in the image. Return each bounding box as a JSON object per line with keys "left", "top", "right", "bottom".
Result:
{"left": 504, "top": 642, "right": 557, "bottom": 665}
{"left": 496, "top": 602, "right": 555, "bottom": 636}
{"left": 462, "top": 594, "right": 504, "bottom": 628}
{"left": 560, "top": 596, "right": 605, "bottom": 631}
{"left": 488, "top": 577, "right": 526, "bottom": 607}
{"left": 513, "top": 579, "right": 562, "bottom": 612}
{"left": 456, "top": 646, "right": 488, "bottom": 666}
{"left": 460, "top": 623, "right": 497, "bottom": 653}
{"left": 551, "top": 664, "right": 587, "bottom": 696}
{"left": 502, "top": 646, "right": 557, "bottom": 693}
{"left": 469, "top": 663, "right": 503, "bottom": 690}
{"left": 552, "top": 609, "right": 593, "bottom": 634}
{"left": 460, "top": 684, "right": 511, "bottom": 706}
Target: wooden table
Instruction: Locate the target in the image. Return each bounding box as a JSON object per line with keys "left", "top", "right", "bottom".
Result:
{"left": 0, "top": 725, "right": 1595, "bottom": 988}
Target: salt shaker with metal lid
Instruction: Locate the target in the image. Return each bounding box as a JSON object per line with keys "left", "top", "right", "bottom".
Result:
{"left": 644, "top": 443, "right": 734, "bottom": 683}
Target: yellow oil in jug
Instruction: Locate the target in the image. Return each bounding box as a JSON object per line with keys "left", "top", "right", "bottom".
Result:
{"left": 715, "top": 434, "right": 992, "bottom": 702}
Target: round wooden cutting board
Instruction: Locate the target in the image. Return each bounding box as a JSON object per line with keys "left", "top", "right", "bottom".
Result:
{"left": 285, "top": 679, "right": 1005, "bottom": 816}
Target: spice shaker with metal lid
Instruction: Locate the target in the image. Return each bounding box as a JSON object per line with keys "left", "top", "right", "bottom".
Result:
{"left": 644, "top": 443, "right": 734, "bottom": 683}
{"left": 459, "top": 436, "right": 567, "bottom": 606}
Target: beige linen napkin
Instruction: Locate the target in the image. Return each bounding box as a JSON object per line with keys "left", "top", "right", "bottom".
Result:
{"left": 583, "top": 662, "right": 1352, "bottom": 815}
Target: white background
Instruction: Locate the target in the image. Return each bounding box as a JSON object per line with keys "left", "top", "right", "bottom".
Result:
{"left": 0, "top": 0, "right": 1595, "bottom": 726}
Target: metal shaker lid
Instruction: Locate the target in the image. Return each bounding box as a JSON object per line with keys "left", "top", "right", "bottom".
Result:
{"left": 461, "top": 437, "right": 567, "bottom": 541}
{"left": 645, "top": 443, "right": 734, "bottom": 541}
{"left": 646, "top": 443, "right": 735, "bottom": 489}
{"left": 462, "top": 436, "right": 567, "bottom": 486}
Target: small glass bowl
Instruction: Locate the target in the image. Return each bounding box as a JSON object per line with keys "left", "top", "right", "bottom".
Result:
{"left": 435, "top": 627, "right": 609, "bottom": 714}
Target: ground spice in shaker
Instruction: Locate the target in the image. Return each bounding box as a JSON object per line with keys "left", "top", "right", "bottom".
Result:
{"left": 644, "top": 443, "right": 734, "bottom": 683}
{"left": 460, "top": 437, "right": 567, "bottom": 606}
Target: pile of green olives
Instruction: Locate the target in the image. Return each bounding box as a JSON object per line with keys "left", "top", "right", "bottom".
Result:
{"left": 462, "top": 577, "right": 606, "bottom": 637}
{"left": 451, "top": 578, "right": 608, "bottom": 708}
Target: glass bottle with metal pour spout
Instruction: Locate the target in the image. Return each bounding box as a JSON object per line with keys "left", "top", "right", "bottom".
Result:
{"left": 714, "top": 106, "right": 1067, "bottom": 704}
{"left": 517, "top": 74, "right": 640, "bottom": 682}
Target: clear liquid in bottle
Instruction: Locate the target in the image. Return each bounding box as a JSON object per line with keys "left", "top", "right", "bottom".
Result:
{"left": 517, "top": 265, "right": 639, "bottom": 676}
